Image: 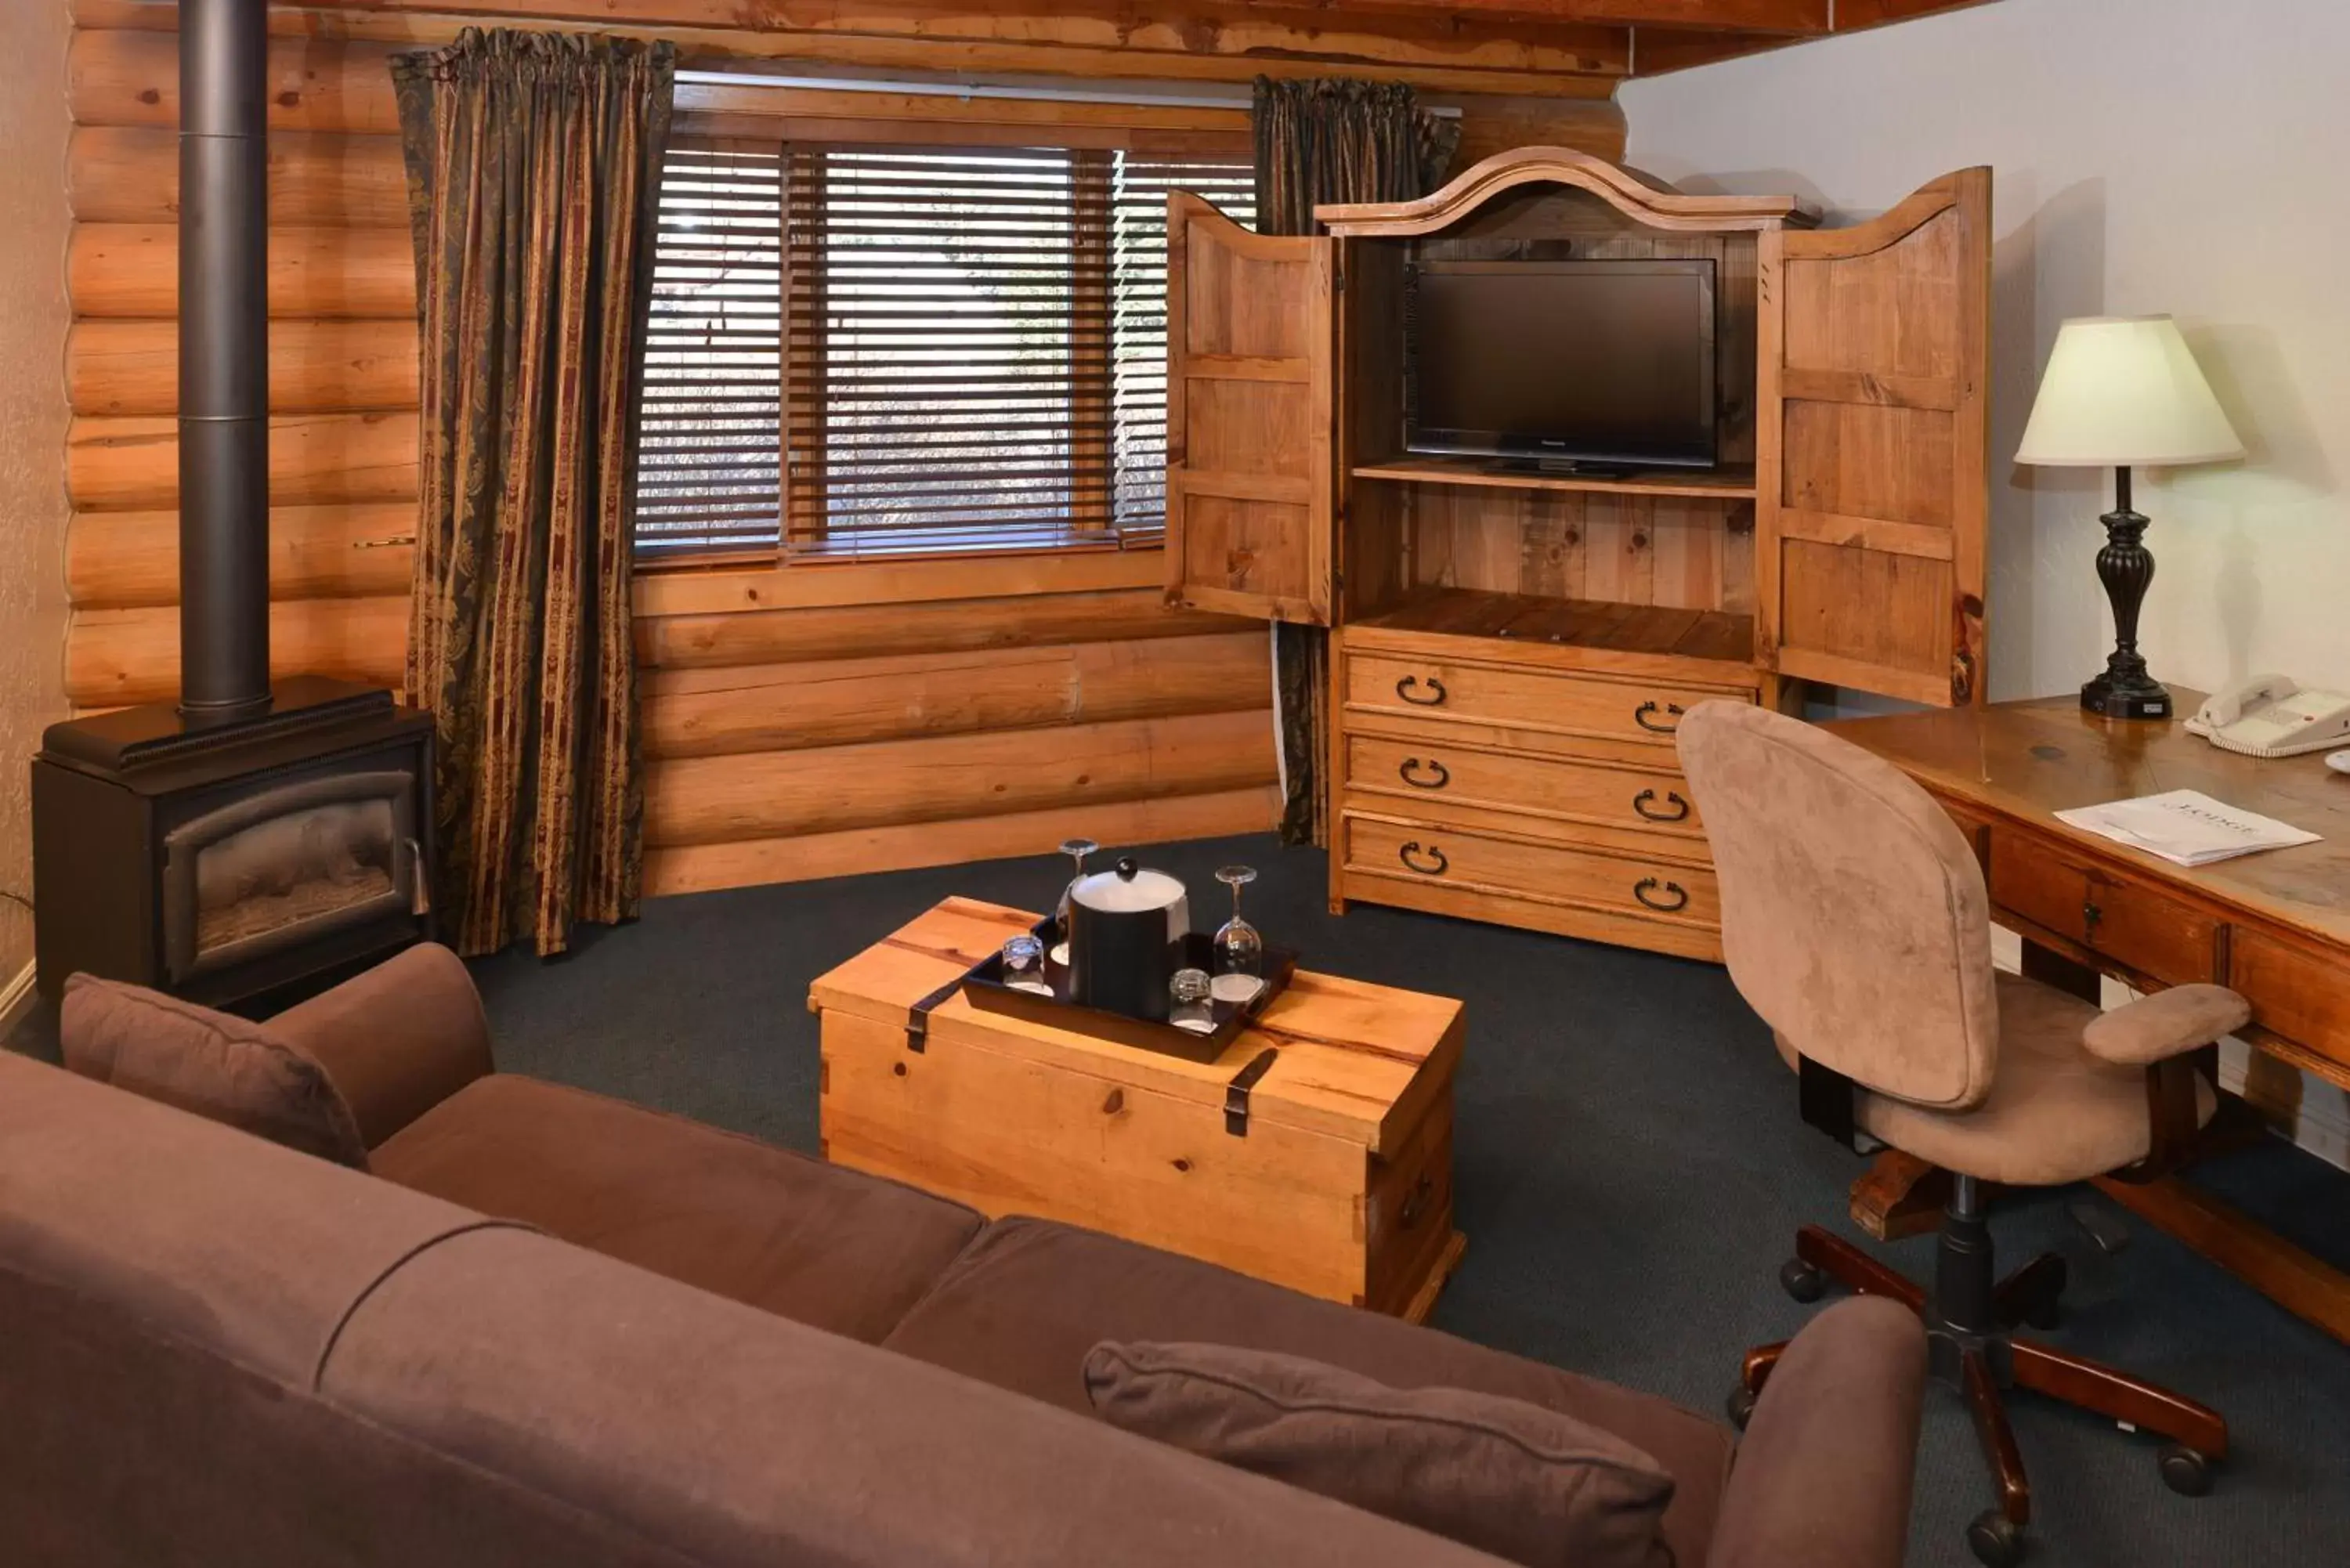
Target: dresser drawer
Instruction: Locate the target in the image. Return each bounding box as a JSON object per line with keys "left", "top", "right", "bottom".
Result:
{"left": 1988, "top": 830, "right": 2222, "bottom": 986}
{"left": 1343, "top": 813, "right": 1719, "bottom": 929}
{"left": 1343, "top": 652, "right": 1749, "bottom": 751}
{"left": 1344, "top": 732, "right": 1706, "bottom": 843}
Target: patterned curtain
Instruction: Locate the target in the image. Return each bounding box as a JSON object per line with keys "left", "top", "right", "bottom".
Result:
{"left": 391, "top": 30, "right": 674, "bottom": 956}
{"left": 1253, "top": 78, "right": 1459, "bottom": 845}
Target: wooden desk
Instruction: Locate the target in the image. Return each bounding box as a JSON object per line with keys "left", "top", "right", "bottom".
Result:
{"left": 1829, "top": 694, "right": 2350, "bottom": 1342}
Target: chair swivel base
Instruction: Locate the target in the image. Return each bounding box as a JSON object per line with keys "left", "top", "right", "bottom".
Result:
{"left": 1727, "top": 1223, "right": 2226, "bottom": 1567}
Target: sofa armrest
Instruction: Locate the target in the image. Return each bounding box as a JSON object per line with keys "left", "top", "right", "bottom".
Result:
{"left": 2083, "top": 984, "right": 2251, "bottom": 1067}
{"left": 1705, "top": 1296, "right": 1925, "bottom": 1568}
{"left": 267, "top": 943, "right": 494, "bottom": 1149}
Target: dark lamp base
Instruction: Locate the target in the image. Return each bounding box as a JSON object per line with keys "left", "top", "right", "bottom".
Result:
{"left": 2081, "top": 670, "right": 2172, "bottom": 721}
{"left": 2084, "top": 464, "right": 2171, "bottom": 722}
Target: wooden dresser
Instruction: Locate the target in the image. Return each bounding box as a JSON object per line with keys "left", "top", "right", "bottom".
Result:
{"left": 1164, "top": 146, "right": 1994, "bottom": 959}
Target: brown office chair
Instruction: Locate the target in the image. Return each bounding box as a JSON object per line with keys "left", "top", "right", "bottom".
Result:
{"left": 1677, "top": 701, "right": 2245, "bottom": 1568}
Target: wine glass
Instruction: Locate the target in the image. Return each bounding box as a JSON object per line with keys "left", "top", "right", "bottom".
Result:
{"left": 1053, "top": 838, "right": 1097, "bottom": 963}
{"left": 1211, "top": 865, "right": 1263, "bottom": 1003}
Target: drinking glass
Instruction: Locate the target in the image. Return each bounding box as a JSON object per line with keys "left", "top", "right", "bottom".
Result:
{"left": 1169, "top": 966, "right": 1216, "bottom": 1033}
{"left": 1211, "top": 865, "right": 1264, "bottom": 1003}
{"left": 1052, "top": 837, "right": 1097, "bottom": 964}
{"left": 1000, "top": 934, "right": 1051, "bottom": 995}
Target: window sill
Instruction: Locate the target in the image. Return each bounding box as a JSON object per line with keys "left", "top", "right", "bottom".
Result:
{"left": 633, "top": 542, "right": 1168, "bottom": 619}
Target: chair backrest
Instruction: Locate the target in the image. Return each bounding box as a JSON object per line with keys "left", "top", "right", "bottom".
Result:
{"left": 1677, "top": 701, "right": 1999, "bottom": 1111}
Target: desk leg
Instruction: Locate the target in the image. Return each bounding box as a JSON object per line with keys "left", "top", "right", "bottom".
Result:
{"left": 2017, "top": 940, "right": 2350, "bottom": 1342}
{"left": 2091, "top": 1174, "right": 2350, "bottom": 1344}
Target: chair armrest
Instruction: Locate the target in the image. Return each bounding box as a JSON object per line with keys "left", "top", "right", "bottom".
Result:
{"left": 2083, "top": 984, "right": 2251, "bottom": 1067}
{"left": 266, "top": 942, "right": 494, "bottom": 1150}
{"left": 1705, "top": 1297, "right": 1925, "bottom": 1568}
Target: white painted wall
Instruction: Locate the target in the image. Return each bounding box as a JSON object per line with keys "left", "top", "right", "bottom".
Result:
{"left": 1625, "top": 0, "right": 2350, "bottom": 1165}
{"left": 1623, "top": 0, "right": 2350, "bottom": 709}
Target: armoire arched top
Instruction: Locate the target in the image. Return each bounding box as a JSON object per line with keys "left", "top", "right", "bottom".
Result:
{"left": 1313, "top": 145, "right": 1820, "bottom": 237}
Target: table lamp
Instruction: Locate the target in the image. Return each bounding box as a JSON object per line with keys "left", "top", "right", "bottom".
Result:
{"left": 2015, "top": 315, "right": 2245, "bottom": 720}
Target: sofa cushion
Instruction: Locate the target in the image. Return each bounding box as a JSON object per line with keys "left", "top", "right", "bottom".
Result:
{"left": 884, "top": 1216, "right": 1732, "bottom": 1568}
{"left": 1086, "top": 1340, "right": 1674, "bottom": 1568}
{"left": 370, "top": 1073, "right": 982, "bottom": 1342}
{"left": 60, "top": 974, "right": 369, "bottom": 1169}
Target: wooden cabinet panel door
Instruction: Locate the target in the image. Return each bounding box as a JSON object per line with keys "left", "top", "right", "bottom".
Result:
{"left": 1757, "top": 168, "right": 1991, "bottom": 706}
{"left": 1165, "top": 193, "right": 1334, "bottom": 623}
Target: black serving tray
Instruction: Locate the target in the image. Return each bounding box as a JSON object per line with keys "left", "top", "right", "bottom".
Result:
{"left": 960, "top": 928, "right": 1299, "bottom": 1064}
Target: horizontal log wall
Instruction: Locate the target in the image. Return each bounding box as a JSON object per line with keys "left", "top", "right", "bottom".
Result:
{"left": 62, "top": 3, "right": 1627, "bottom": 896}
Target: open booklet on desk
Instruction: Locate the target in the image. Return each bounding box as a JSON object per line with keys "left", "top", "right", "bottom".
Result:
{"left": 2055, "top": 788, "right": 2323, "bottom": 867}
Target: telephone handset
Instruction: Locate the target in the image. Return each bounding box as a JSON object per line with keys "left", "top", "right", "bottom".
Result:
{"left": 2184, "top": 675, "right": 2350, "bottom": 758}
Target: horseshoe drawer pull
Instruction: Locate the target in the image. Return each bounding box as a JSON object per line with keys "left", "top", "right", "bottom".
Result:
{"left": 1396, "top": 674, "right": 1448, "bottom": 706}
{"left": 1633, "top": 877, "right": 1690, "bottom": 912}
{"left": 1398, "top": 841, "right": 1449, "bottom": 876}
{"left": 1633, "top": 700, "right": 1685, "bottom": 734}
{"left": 1632, "top": 788, "right": 1690, "bottom": 823}
{"left": 1399, "top": 757, "right": 1450, "bottom": 789}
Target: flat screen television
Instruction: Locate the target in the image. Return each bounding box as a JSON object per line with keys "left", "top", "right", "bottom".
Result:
{"left": 1403, "top": 258, "right": 1719, "bottom": 471}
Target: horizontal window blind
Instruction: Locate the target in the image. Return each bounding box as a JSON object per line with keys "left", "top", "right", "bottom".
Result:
{"left": 638, "top": 143, "right": 785, "bottom": 557}
{"left": 636, "top": 135, "right": 1253, "bottom": 561}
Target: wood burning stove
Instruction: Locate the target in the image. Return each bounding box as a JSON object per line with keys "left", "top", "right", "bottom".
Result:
{"left": 31, "top": 0, "right": 436, "bottom": 1006}
{"left": 34, "top": 679, "right": 434, "bottom": 1006}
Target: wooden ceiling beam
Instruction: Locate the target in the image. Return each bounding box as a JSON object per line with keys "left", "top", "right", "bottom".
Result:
{"left": 70, "top": 0, "right": 1633, "bottom": 95}
{"left": 1632, "top": 0, "right": 1996, "bottom": 74}
{"left": 1269, "top": 0, "right": 1831, "bottom": 34}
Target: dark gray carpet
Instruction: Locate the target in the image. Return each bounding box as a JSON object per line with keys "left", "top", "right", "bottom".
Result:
{"left": 16, "top": 833, "right": 2350, "bottom": 1565}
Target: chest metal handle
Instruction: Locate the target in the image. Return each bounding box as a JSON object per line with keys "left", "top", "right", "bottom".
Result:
{"left": 1633, "top": 700, "right": 1685, "bottom": 735}
{"left": 1634, "top": 876, "right": 1689, "bottom": 912}
{"left": 1632, "top": 788, "right": 1690, "bottom": 822}
{"left": 1396, "top": 674, "right": 1448, "bottom": 706}
{"left": 1399, "top": 840, "right": 1449, "bottom": 876}
{"left": 1399, "top": 757, "right": 1450, "bottom": 789}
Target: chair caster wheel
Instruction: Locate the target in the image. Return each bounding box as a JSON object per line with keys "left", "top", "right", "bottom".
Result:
{"left": 1780, "top": 1258, "right": 1824, "bottom": 1303}
{"left": 1725, "top": 1386, "right": 1757, "bottom": 1430}
{"left": 1966, "top": 1508, "right": 2026, "bottom": 1567}
{"left": 2159, "top": 1444, "right": 2215, "bottom": 1497}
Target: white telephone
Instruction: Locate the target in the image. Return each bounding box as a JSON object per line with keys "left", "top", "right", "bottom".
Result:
{"left": 2184, "top": 675, "right": 2350, "bottom": 758}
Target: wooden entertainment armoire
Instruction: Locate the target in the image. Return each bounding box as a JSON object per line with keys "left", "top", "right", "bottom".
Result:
{"left": 1165, "top": 148, "right": 1990, "bottom": 962}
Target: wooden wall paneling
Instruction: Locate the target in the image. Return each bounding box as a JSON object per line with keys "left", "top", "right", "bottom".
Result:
{"left": 67, "top": 410, "right": 421, "bottom": 511}
{"left": 69, "top": 126, "right": 411, "bottom": 227}
{"left": 636, "top": 589, "right": 1247, "bottom": 670}
{"left": 69, "top": 26, "right": 403, "bottom": 132}
{"left": 645, "top": 785, "right": 1281, "bottom": 897}
{"left": 642, "top": 632, "right": 1270, "bottom": 758}
{"left": 68, "top": 595, "right": 412, "bottom": 706}
{"left": 644, "top": 707, "right": 1278, "bottom": 847}
{"left": 68, "top": 317, "right": 421, "bottom": 416}
{"left": 68, "top": 502, "right": 417, "bottom": 609}
{"left": 70, "top": 0, "right": 1631, "bottom": 98}
{"left": 70, "top": 223, "right": 418, "bottom": 319}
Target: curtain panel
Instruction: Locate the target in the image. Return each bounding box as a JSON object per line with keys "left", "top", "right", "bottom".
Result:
{"left": 392, "top": 29, "right": 675, "bottom": 956}
{"left": 1251, "top": 78, "right": 1458, "bottom": 845}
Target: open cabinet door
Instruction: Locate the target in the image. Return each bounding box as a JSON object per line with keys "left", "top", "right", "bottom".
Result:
{"left": 1757, "top": 168, "right": 1991, "bottom": 706}
{"left": 1165, "top": 193, "right": 1334, "bottom": 623}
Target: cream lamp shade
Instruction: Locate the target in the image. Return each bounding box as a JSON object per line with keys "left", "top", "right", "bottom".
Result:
{"left": 2014, "top": 315, "right": 2244, "bottom": 468}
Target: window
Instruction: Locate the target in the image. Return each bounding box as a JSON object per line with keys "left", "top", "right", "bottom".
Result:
{"left": 636, "top": 135, "right": 1253, "bottom": 561}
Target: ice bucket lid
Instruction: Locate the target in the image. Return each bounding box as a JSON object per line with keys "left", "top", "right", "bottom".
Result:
{"left": 1073, "top": 857, "right": 1186, "bottom": 914}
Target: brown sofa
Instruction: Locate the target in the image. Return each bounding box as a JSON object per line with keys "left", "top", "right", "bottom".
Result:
{"left": 3, "top": 945, "right": 1928, "bottom": 1566}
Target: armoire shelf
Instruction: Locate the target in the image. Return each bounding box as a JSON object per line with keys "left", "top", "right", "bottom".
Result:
{"left": 1355, "top": 587, "right": 1755, "bottom": 667}
{"left": 1351, "top": 458, "right": 1758, "bottom": 502}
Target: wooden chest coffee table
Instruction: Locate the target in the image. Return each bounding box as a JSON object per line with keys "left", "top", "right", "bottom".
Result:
{"left": 809, "top": 897, "right": 1467, "bottom": 1320}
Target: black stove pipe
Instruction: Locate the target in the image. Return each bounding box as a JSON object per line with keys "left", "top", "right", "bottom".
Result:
{"left": 177, "top": 0, "right": 272, "bottom": 721}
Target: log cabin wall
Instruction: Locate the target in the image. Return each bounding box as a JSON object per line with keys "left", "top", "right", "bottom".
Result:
{"left": 58, "top": 0, "right": 1625, "bottom": 898}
